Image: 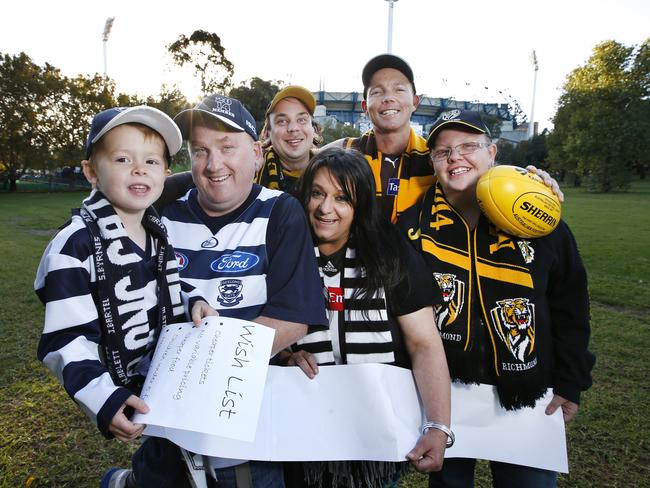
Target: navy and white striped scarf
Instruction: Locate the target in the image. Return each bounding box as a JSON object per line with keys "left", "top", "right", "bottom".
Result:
{"left": 79, "top": 190, "right": 184, "bottom": 392}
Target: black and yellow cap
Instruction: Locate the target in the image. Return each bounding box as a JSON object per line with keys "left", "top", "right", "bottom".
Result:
{"left": 426, "top": 110, "right": 491, "bottom": 148}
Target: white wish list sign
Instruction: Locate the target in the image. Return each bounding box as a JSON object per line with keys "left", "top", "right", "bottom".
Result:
{"left": 133, "top": 317, "right": 274, "bottom": 442}
{"left": 141, "top": 367, "right": 567, "bottom": 472}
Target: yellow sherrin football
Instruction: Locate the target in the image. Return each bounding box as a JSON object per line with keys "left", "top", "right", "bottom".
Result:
{"left": 476, "top": 165, "right": 561, "bottom": 238}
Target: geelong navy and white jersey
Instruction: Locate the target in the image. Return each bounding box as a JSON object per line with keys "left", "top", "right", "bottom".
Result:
{"left": 162, "top": 184, "right": 327, "bottom": 326}
{"left": 35, "top": 215, "right": 163, "bottom": 437}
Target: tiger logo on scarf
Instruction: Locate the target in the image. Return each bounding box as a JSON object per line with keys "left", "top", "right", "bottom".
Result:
{"left": 433, "top": 273, "right": 465, "bottom": 329}
{"left": 517, "top": 240, "right": 535, "bottom": 264}
{"left": 490, "top": 298, "right": 536, "bottom": 362}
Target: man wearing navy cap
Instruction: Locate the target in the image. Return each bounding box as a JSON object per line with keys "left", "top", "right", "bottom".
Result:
{"left": 130, "top": 94, "right": 327, "bottom": 487}
{"left": 157, "top": 86, "right": 322, "bottom": 202}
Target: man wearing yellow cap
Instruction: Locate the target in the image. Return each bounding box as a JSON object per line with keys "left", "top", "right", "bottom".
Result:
{"left": 255, "top": 85, "right": 323, "bottom": 195}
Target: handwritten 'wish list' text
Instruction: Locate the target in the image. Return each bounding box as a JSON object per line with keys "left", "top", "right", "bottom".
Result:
{"left": 134, "top": 317, "right": 275, "bottom": 442}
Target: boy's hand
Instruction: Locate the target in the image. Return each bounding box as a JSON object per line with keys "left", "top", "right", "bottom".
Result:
{"left": 109, "top": 395, "right": 149, "bottom": 443}
{"left": 526, "top": 165, "right": 564, "bottom": 202}
{"left": 191, "top": 300, "right": 219, "bottom": 326}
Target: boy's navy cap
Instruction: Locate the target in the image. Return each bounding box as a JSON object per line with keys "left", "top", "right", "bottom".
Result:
{"left": 426, "top": 109, "right": 492, "bottom": 147}
{"left": 362, "top": 54, "right": 415, "bottom": 98}
{"left": 174, "top": 94, "right": 258, "bottom": 141}
{"left": 85, "top": 106, "right": 182, "bottom": 159}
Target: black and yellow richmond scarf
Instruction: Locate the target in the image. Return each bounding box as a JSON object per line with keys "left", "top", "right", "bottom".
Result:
{"left": 78, "top": 190, "right": 185, "bottom": 392}
{"left": 345, "top": 128, "right": 435, "bottom": 223}
{"left": 254, "top": 146, "right": 309, "bottom": 196}
{"left": 413, "top": 183, "right": 548, "bottom": 410}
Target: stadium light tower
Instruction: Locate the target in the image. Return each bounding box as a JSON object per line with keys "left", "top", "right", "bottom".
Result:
{"left": 102, "top": 17, "right": 115, "bottom": 79}
{"left": 385, "top": 0, "right": 399, "bottom": 53}
{"left": 527, "top": 50, "right": 539, "bottom": 140}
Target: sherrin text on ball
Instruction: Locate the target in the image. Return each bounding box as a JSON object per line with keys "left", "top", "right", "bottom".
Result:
{"left": 476, "top": 165, "right": 561, "bottom": 238}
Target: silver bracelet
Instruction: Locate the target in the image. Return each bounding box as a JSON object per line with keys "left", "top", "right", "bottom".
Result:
{"left": 422, "top": 421, "right": 455, "bottom": 448}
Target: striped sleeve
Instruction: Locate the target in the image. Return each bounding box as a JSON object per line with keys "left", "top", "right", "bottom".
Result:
{"left": 35, "top": 216, "right": 131, "bottom": 437}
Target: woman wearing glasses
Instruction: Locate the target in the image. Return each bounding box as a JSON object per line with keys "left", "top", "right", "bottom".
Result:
{"left": 283, "top": 147, "right": 452, "bottom": 488}
{"left": 400, "top": 110, "right": 594, "bottom": 488}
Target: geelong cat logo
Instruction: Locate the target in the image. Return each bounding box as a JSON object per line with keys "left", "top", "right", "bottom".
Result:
{"left": 217, "top": 279, "right": 244, "bottom": 307}
{"left": 211, "top": 252, "right": 260, "bottom": 273}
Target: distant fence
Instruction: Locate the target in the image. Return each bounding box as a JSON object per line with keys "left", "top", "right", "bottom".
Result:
{"left": 1, "top": 174, "right": 91, "bottom": 193}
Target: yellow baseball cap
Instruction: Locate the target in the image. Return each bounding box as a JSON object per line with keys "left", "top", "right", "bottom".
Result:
{"left": 266, "top": 85, "right": 316, "bottom": 116}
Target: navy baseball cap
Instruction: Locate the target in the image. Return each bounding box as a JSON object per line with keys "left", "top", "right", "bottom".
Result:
{"left": 85, "top": 106, "right": 182, "bottom": 159}
{"left": 426, "top": 110, "right": 492, "bottom": 148}
{"left": 174, "top": 94, "right": 258, "bottom": 141}
{"left": 362, "top": 54, "right": 416, "bottom": 98}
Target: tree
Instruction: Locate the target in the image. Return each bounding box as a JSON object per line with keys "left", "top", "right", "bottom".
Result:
{"left": 628, "top": 39, "right": 650, "bottom": 178}
{"left": 0, "top": 52, "right": 127, "bottom": 191}
{"left": 481, "top": 114, "right": 502, "bottom": 139}
{"left": 144, "top": 86, "right": 193, "bottom": 169}
{"left": 168, "top": 30, "right": 234, "bottom": 96}
{"left": 229, "top": 77, "right": 282, "bottom": 130}
{"left": 515, "top": 133, "right": 548, "bottom": 167}
{"left": 321, "top": 119, "right": 361, "bottom": 146}
{"left": 44, "top": 74, "right": 116, "bottom": 169}
{"left": 496, "top": 132, "right": 548, "bottom": 171}
{"left": 528, "top": 133, "right": 549, "bottom": 166}
{"left": 496, "top": 140, "right": 516, "bottom": 164}
{"left": 0, "top": 51, "right": 199, "bottom": 190}
{"left": 144, "top": 85, "right": 191, "bottom": 119}
{"left": 548, "top": 39, "right": 650, "bottom": 191}
{"left": 0, "top": 52, "right": 56, "bottom": 191}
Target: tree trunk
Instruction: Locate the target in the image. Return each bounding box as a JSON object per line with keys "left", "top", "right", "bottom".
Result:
{"left": 9, "top": 167, "right": 17, "bottom": 192}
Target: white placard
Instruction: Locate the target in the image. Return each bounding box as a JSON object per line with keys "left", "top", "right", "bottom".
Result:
{"left": 141, "top": 364, "right": 568, "bottom": 472}
{"left": 446, "top": 383, "right": 568, "bottom": 473}
{"left": 133, "top": 316, "right": 274, "bottom": 442}
{"left": 148, "top": 363, "right": 422, "bottom": 462}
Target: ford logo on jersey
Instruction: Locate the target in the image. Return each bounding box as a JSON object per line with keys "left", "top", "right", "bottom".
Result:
{"left": 210, "top": 252, "right": 260, "bottom": 273}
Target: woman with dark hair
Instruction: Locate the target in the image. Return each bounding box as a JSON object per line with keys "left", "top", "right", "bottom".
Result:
{"left": 283, "top": 147, "right": 452, "bottom": 488}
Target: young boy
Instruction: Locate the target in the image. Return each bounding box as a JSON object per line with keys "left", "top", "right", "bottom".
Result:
{"left": 35, "top": 106, "right": 214, "bottom": 486}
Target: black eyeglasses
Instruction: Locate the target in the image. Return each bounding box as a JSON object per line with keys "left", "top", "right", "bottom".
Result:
{"left": 430, "top": 142, "right": 491, "bottom": 162}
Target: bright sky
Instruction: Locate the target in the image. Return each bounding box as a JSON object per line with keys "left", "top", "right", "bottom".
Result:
{"left": 2, "top": 0, "right": 648, "bottom": 132}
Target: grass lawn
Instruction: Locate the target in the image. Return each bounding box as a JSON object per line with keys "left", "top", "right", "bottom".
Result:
{"left": 1, "top": 183, "right": 648, "bottom": 487}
